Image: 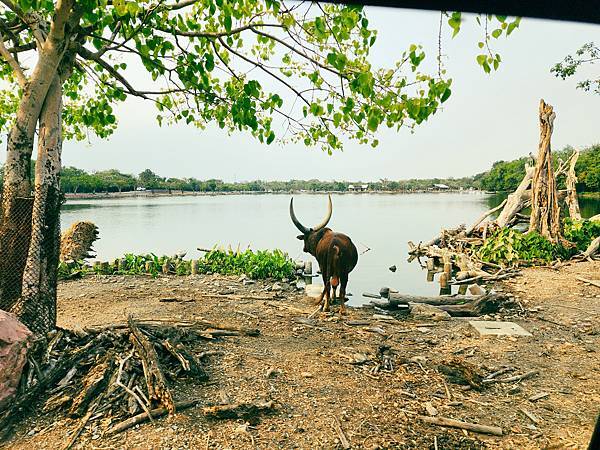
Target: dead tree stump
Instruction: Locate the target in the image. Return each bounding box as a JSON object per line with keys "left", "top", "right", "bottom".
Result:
{"left": 529, "top": 99, "right": 562, "bottom": 243}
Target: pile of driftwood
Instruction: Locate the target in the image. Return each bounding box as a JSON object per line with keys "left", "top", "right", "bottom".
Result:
{"left": 370, "top": 291, "right": 507, "bottom": 318}
{"left": 408, "top": 100, "right": 599, "bottom": 290}
{"left": 0, "top": 317, "right": 262, "bottom": 448}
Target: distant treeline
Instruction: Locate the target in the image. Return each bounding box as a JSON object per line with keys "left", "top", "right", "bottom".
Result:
{"left": 37, "top": 167, "right": 478, "bottom": 194}
{"left": 474, "top": 144, "right": 600, "bottom": 192}
{"left": 0, "top": 144, "right": 597, "bottom": 194}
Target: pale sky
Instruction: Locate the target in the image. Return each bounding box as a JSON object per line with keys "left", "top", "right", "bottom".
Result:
{"left": 30, "top": 8, "right": 600, "bottom": 181}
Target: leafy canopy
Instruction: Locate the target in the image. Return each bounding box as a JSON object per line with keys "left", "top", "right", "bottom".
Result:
{"left": 0, "top": 2, "right": 517, "bottom": 153}
{"left": 0, "top": 1, "right": 440, "bottom": 152}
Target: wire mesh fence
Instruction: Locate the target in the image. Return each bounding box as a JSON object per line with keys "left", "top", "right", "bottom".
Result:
{"left": 0, "top": 187, "right": 59, "bottom": 335}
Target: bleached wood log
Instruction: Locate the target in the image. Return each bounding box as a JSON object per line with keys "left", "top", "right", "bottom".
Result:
{"left": 565, "top": 151, "right": 582, "bottom": 220}
{"left": 418, "top": 415, "right": 503, "bottom": 436}
{"left": 465, "top": 199, "right": 507, "bottom": 236}
{"left": 583, "top": 236, "right": 600, "bottom": 259}
{"left": 495, "top": 165, "right": 534, "bottom": 228}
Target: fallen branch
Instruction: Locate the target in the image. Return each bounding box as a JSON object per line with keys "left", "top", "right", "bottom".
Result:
{"left": 582, "top": 237, "right": 600, "bottom": 259}
{"left": 86, "top": 318, "right": 259, "bottom": 336}
{"left": 113, "top": 352, "right": 155, "bottom": 424}
{"left": 128, "top": 316, "right": 175, "bottom": 414}
{"left": 333, "top": 416, "right": 351, "bottom": 449}
{"left": 108, "top": 399, "right": 200, "bottom": 434}
{"left": 63, "top": 388, "right": 109, "bottom": 450}
{"left": 68, "top": 357, "right": 114, "bottom": 418}
{"left": 576, "top": 276, "right": 600, "bottom": 289}
{"left": 484, "top": 367, "right": 515, "bottom": 381}
{"left": 466, "top": 199, "right": 507, "bottom": 236}
{"left": 519, "top": 407, "right": 540, "bottom": 424}
{"left": 202, "top": 400, "right": 275, "bottom": 420}
{"left": 418, "top": 415, "right": 503, "bottom": 436}
{"left": 482, "top": 370, "right": 538, "bottom": 384}
{"left": 374, "top": 293, "right": 506, "bottom": 317}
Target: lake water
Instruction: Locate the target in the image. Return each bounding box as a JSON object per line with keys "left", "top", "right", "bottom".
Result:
{"left": 61, "top": 192, "right": 600, "bottom": 306}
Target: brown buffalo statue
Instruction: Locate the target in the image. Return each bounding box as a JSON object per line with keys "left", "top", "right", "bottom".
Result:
{"left": 290, "top": 195, "right": 358, "bottom": 313}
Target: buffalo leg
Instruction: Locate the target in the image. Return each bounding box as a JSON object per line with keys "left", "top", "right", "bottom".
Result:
{"left": 323, "top": 281, "right": 332, "bottom": 312}
{"left": 339, "top": 273, "right": 349, "bottom": 315}
{"left": 317, "top": 272, "right": 328, "bottom": 311}
{"left": 321, "top": 271, "right": 332, "bottom": 312}
{"left": 331, "top": 279, "right": 338, "bottom": 306}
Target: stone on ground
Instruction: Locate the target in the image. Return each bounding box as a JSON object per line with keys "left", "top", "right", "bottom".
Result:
{"left": 0, "top": 309, "right": 33, "bottom": 410}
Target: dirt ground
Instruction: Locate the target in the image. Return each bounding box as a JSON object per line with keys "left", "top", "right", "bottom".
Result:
{"left": 4, "top": 260, "right": 600, "bottom": 450}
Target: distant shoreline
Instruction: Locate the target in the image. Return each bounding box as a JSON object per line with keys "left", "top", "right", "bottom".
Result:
{"left": 64, "top": 189, "right": 486, "bottom": 200}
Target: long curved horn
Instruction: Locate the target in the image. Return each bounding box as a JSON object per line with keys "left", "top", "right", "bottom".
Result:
{"left": 312, "top": 194, "right": 332, "bottom": 231}
{"left": 289, "top": 197, "right": 309, "bottom": 234}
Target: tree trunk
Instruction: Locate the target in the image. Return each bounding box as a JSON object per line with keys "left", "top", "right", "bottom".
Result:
{"left": 0, "top": 26, "right": 68, "bottom": 314}
{"left": 14, "top": 77, "right": 63, "bottom": 334}
{"left": 529, "top": 99, "right": 562, "bottom": 243}
{"left": 565, "top": 151, "right": 581, "bottom": 220}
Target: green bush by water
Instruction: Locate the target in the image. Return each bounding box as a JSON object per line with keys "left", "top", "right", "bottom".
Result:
{"left": 563, "top": 218, "right": 600, "bottom": 252}
{"left": 58, "top": 248, "right": 296, "bottom": 281}
{"left": 198, "top": 248, "right": 294, "bottom": 280}
{"left": 475, "top": 228, "right": 569, "bottom": 264}
{"left": 475, "top": 218, "right": 599, "bottom": 265}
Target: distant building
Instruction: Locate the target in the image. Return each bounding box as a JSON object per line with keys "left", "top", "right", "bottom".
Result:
{"left": 432, "top": 183, "right": 450, "bottom": 190}
{"left": 348, "top": 184, "right": 368, "bottom": 192}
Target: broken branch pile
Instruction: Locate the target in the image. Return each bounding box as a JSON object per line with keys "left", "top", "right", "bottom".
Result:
{"left": 408, "top": 102, "right": 599, "bottom": 277}
{"left": 0, "top": 316, "right": 253, "bottom": 444}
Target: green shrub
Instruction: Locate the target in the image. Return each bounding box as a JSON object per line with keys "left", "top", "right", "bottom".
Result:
{"left": 563, "top": 218, "right": 600, "bottom": 252}
{"left": 474, "top": 217, "right": 600, "bottom": 265}
{"left": 475, "top": 228, "right": 571, "bottom": 265}
{"left": 197, "top": 248, "right": 295, "bottom": 280}
{"left": 57, "top": 248, "right": 296, "bottom": 281}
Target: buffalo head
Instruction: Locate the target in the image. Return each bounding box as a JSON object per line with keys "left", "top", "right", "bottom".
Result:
{"left": 289, "top": 195, "right": 332, "bottom": 255}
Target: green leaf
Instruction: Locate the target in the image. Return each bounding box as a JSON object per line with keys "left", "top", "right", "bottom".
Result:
{"left": 447, "top": 12, "right": 462, "bottom": 38}
{"left": 205, "top": 53, "right": 215, "bottom": 71}
{"left": 266, "top": 130, "right": 275, "bottom": 144}
{"left": 440, "top": 88, "right": 451, "bottom": 103}
{"left": 224, "top": 14, "right": 232, "bottom": 32}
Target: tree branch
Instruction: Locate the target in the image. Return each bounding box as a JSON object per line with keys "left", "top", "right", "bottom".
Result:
{"left": 0, "top": 0, "right": 26, "bottom": 20}
{"left": 251, "top": 27, "right": 344, "bottom": 80}
{"left": 0, "top": 35, "right": 26, "bottom": 87}
{"left": 77, "top": 46, "right": 149, "bottom": 99}
{"left": 157, "top": 22, "right": 283, "bottom": 39}
{"left": 7, "top": 41, "right": 36, "bottom": 53}
{"left": 0, "top": 0, "right": 45, "bottom": 45}
{"left": 217, "top": 36, "right": 311, "bottom": 108}
{"left": 166, "top": 0, "right": 200, "bottom": 10}
{"left": 46, "top": 0, "right": 75, "bottom": 44}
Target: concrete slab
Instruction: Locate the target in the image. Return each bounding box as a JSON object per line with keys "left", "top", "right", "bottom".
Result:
{"left": 469, "top": 320, "right": 532, "bottom": 337}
